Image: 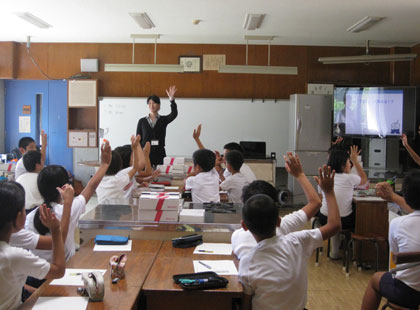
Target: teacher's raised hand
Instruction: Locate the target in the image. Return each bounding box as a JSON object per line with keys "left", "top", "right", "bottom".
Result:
{"left": 166, "top": 85, "right": 177, "bottom": 101}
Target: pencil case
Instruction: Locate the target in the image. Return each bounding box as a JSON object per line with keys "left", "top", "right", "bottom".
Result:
{"left": 173, "top": 271, "right": 228, "bottom": 290}
{"left": 172, "top": 234, "right": 203, "bottom": 248}
{"left": 110, "top": 253, "right": 127, "bottom": 280}
{"left": 95, "top": 235, "right": 129, "bottom": 245}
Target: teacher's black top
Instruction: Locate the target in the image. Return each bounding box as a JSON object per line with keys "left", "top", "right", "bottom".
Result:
{"left": 136, "top": 100, "right": 178, "bottom": 165}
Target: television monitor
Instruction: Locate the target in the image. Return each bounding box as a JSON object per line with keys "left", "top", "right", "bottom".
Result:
{"left": 333, "top": 87, "right": 417, "bottom": 137}
{"left": 240, "top": 141, "right": 266, "bottom": 159}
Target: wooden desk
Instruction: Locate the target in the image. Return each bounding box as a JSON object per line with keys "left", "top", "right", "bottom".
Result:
{"left": 19, "top": 239, "right": 162, "bottom": 310}
{"left": 353, "top": 196, "right": 389, "bottom": 268}
{"left": 142, "top": 241, "right": 243, "bottom": 310}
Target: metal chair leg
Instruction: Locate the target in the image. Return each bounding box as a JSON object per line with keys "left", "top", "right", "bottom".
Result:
{"left": 374, "top": 241, "right": 379, "bottom": 272}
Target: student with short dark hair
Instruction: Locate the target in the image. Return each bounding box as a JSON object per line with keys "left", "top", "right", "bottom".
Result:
{"left": 96, "top": 136, "right": 145, "bottom": 203}
{"left": 362, "top": 170, "right": 420, "bottom": 310}
{"left": 192, "top": 124, "right": 256, "bottom": 183}
{"left": 219, "top": 150, "right": 248, "bottom": 203}
{"left": 16, "top": 151, "right": 43, "bottom": 213}
{"left": 15, "top": 131, "right": 47, "bottom": 180}
{"left": 0, "top": 181, "right": 65, "bottom": 310}
{"left": 239, "top": 165, "right": 341, "bottom": 310}
{"left": 318, "top": 146, "right": 367, "bottom": 258}
{"left": 185, "top": 149, "right": 220, "bottom": 203}
{"left": 232, "top": 153, "right": 323, "bottom": 260}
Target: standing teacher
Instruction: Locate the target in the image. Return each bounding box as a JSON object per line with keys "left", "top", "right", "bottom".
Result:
{"left": 136, "top": 85, "right": 178, "bottom": 166}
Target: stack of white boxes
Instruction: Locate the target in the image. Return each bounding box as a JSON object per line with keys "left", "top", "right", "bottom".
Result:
{"left": 138, "top": 192, "right": 181, "bottom": 222}
{"left": 157, "top": 157, "right": 185, "bottom": 175}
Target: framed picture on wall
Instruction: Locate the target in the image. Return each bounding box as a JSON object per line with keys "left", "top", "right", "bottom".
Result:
{"left": 179, "top": 56, "right": 202, "bottom": 73}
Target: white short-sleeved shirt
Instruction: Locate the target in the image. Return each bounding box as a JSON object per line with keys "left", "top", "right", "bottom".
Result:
{"left": 232, "top": 209, "right": 308, "bottom": 259}
{"left": 96, "top": 170, "right": 131, "bottom": 204}
{"left": 25, "top": 195, "right": 86, "bottom": 262}
{"left": 9, "top": 229, "right": 40, "bottom": 250}
{"left": 185, "top": 168, "right": 220, "bottom": 203}
{"left": 16, "top": 172, "right": 43, "bottom": 210}
{"left": 224, "top": 163, "right": 256, "bottom": 184}
{"left": 389, "top": 210, "right": 420, "bottom": 291}
{"left": 319, "top": 173, "right": 360, "bottom": 217}
{"left": 117, "top": 167, "right": 138, "bottom": 199}
{"left": 239, "top": 229, "right": 323, "bottom": 310}
{"left": 14, "top": 158, "right": 27, "bottom": 180}
{"left": 0, "top": 241, "right": 50, "bottom": 310}
{"left": 220, "top": 172, "right": 249, "bottom": 203}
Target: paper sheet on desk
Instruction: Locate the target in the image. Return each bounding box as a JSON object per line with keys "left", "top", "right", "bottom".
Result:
{"left": 194, "top": 243, "right": 232, "bottom": 255}
{"left": 50, "top": 269, "right": 106, "bottom": 286}
{"left": 193, "top": 260, "right": 238, "bottom": 275}
{"left": 33, "top": 297, "right": 89, "bottom": 310}
{"left": 94, "top": 240, "right": 132, "bottom": 251}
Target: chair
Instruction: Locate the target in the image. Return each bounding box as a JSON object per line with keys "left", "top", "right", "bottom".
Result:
{"left": 345, "top": 233, "right": 387, "bottom": 276}
{"left": 382, "top": 251, "right": 420, "bottom": 310}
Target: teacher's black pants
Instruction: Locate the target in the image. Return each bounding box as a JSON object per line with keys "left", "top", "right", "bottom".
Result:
{"left": 150, "top": 146, "right": 166, "bottom": 167}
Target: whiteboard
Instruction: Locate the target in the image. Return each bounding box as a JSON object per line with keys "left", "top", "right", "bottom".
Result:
{"left": 99, "top": 97, "right": 291, "bottom": 167}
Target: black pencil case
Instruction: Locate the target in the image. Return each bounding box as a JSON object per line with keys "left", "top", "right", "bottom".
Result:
{"left": 172, "top": 234, "right": 203, "bottom": 248}
{"left": 173, "top": 271, "right": 229, "bottom": 290}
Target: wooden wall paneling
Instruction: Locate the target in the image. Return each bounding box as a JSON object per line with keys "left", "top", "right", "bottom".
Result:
{"left": 389, "top": 47, "right": 411, "bottom": 86}
{"left": 15, "top": 43, "right": 50, "bottom": 79}
{"left": 410, "top": 44, "right": 420, "bottom": 85}
{"left": 306, "top": 46, "right": 392, "bottom": 85}
{"left": 0, "top": 41, "right": 17, "bottom": 79}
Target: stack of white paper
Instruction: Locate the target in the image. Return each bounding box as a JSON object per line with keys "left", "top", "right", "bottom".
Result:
{"left": 33, "top": 297, "right": 89, "bottom": 310}
{"left": 193, "top": 260, "right": 238, "bottom": 275}
{"left": 93, "top": 240, "right": 132, "bottom": 251}
{"left": 50, "top": 269, "right": 106, "bottom": 286}
{"left": 193, "top": 243, "right": 232, "bottom": 255}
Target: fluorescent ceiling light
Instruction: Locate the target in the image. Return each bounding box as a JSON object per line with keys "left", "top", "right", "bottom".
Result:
{"left": 218, "top": 65, "right": 297, "bottom": 75}
{"left": 129, "top": 12, "right": 155, "bottom": 29}
{"left": 15, "top": 12, "right": 52, "bottom": 29}
{"left": 105, "top": 64, "right": 184, "bottom": 73}
{"left": 346, "top": 16, "right": 383, "bottom": 33}
{"left": 319, "top": 53, "right": 417, "bottom": 64}
{"left": 243, "top": 13, "right": 265, "bottom": 30}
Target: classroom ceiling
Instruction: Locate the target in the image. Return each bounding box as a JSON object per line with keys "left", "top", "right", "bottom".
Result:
{"left": 1, "top": 0, "right": 420, "bottom": 47}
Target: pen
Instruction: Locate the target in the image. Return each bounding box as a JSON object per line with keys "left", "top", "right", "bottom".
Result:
{"left": 69, "top": 273, "right": 82, "bottom": 276}
{"left": 198, "top": 261, "right": 212, "bottom": 269}
{"left": 198, "top": 250, "right": 214, "bottom": 253}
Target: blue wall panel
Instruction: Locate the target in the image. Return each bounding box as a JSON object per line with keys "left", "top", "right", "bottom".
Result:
{"left": 5, "top": 80, "right": 73, "bottom": 172}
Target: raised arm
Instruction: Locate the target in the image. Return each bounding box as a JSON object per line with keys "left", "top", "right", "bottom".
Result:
{"left": 80, "top": 141, "right": 111, "bottom": 202}
{"left": 350, "top": 145, "right": 367, "bottom": 185}
{"left": 40, "top": 130, "right": 47, "bottom": 167}
{"left": 56, "top": 184, "right": 74, "bottom": 242}
{"left": 284, "top": 152, "right": 321, "bottom": 220}
{"left": 401, "top": 134, "right": 420, "bottom": 166}
{"left": 315, "top": 165, "right": 341, "bottom": 240}
{"left": 375, "top": 181, "right": 413, "bottom": 213}
{"left": 193, "top": 124, "right": 205, "bottom": 149}
{"left": 40, "top": 205, "right": 65, "bottom": 279}
{"left": 128, "top": 135, "right": 145, "bottom": 180}
{"left": 166, "top": 85, "right": 178, "bottom": 123}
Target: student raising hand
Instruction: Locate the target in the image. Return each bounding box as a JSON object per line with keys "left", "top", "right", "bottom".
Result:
{"left": 131, "top": 134, "right": 141, "bottom": 149}
{"left": 193, "top": 124, "right": 205, "bottom": 149}
{"left": 283, "top": 152, "right": 304, "bottom": 177}
{"left": 349, "top": 145, "right": 361, "bottom": 164}
{"left": 39, "top": 204, "right": 60, "bottom": 231}
{"left": 314, "top": 165, "right": 335, "bottom": 194}
{"left": 101, "top": 140, "right": 112, "bottom": 165}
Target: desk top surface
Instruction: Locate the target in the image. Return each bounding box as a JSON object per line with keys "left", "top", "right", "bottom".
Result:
{"left": 19, "top": 239, "right": 162, "bottom": 310}
{"left": 142, "top": 241, "right": 243, "bottom": 296}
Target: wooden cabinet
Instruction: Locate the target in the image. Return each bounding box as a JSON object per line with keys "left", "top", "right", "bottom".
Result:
{"left": 67, "top": 80, "right": 98, "bottom": 147}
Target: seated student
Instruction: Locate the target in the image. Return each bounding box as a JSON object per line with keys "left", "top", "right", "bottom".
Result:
{"left": 185, "top": 149, "right": 220, "bottom": 203}
{"left": 239, "top": 165, "right": 341, "bottom": 310}
{"left": 232, "top": 152, "right": 322, "bottom": 259}
{"left": 318, "top": 146, "right": 367, "bottom": 259}
{"left": 361, "top": 170, "right": 420, "bottom": 310}
{"left": 192, "top": 124, "right": 256, "bottom": 183}
{"left": 15, "top": 131, "right": 47, "bottom": 180}
{"left": 401, "top": 133, "right": 420, "bottom": 166}
{"left": 96, "top": 136, "right": 145, "bottom": 204}
{"left": 0, "top": 182, "right": 65, "bottom": 310}
{"left": 25, "top": 141, "right": 111, "bottom": 264}
{"left": 219, "top": 150, "right": 249, "bottom": 203}
{"left": 16, "top": 151, "right": 43, "bottom": 213}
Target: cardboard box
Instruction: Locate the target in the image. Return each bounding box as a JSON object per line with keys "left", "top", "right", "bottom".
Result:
{"left": 138, "top": 209, "right": 180, "bottom": 222}
{"left": 184, "top": 165, "right": 194, "bottom": 174}
{"left": 163, "top": 157, "right": 185, "bottom": 165}
{"left": 139, "top": 192, "right": 181, "bottom": 210}
{"left": 0, "top": 163, "right": 16, "bottom": 172}
{"left": 179, "top": 209, "right": 205, "bottom": 223}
